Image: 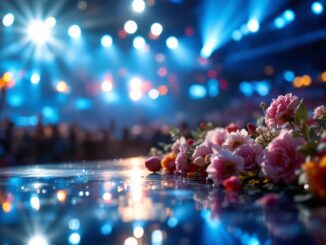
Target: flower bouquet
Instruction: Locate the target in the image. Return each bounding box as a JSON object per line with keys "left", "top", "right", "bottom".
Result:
{"left": 145, "top": 93, "right": 326, "bottom": 202}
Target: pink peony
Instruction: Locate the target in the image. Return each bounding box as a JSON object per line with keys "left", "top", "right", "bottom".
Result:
{"left": 192, "top": 140, "right": 214, "bottom": 159}
{"left": 313, "top": 105, "right": 326, "bottom": 119}
{"left": 206, "top": 148, "right": 244, "bottom": 184}
{"left": 171, "top": 137, "right": 186, "bottom": 154}
{"left": 265, "top": 93, "right": 300, "bottom": 128}
{"left": 234, "top": 143, "right": 263, "bottom": 171}
{"left": 261, "top": 130, "right": 305, "bottom": 184}
{"left": 223, "top": 129, "right": 253, "bottom": 150}
{"left": 223, "top": 176, "right": 241, "bottom": 191}
{"left": 175, "top": 144, "right": 188, "bottom": 174}
{"left": 205, "top": 127, "right": 226, "bottom": 146}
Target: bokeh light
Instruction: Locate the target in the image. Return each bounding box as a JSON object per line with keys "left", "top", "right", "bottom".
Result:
{"left": 132, "top": 0, "right": 146, "bottom": 13}
{"left": 101, "top": 35, "right": 113, "bottom": 47}
{"left": 2, "top": 13, "right": 15, "bottom": 27}
{"left": 28, "top": 21, "right": 52, "bottom": 45}
{"left": 166, "top": 36, "right": 178, "bottom": 49}
{"left": 311, "top": 2, "right": 324, "bottom": 15}
{"left": 151, "top": 23, "right": 163, "bottom": 36}
{"left": 124, "top": 20, "right": 138, "bottom": 34}
{"left": 68, "top": 25, "right": 81, "bottom": 39}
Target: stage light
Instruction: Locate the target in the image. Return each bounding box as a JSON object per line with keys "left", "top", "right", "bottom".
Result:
{"left": 157, "top": 67, "right": 167, "bottom": 77}
{"left": 56, "top": 81, "right": 69, "bottom": 93}
{"left": 129, "top": 90, "right": 143, "bottom": 101}
{"left": 239, "top": 81, "right": 253, "bottom": 96}
{"left": 312, "top": 2, "right": 323, "bottom": 15}
{"left": 101, "top": 80, "right": 113, "bottom": 92}
{"left": 274, "top": 17, "right": 285, "bottom": 29}
{"left": 151, "top": 230, "right": 163, "bottom": 244}
{"left": 151, "top": 23, "right": 163, "bottom": 36}
{"left": 28, "top": 21, "right": 51, "bottom": 45}
{"left": 2, "top": 13, "right": 14, "bottom": 27}
{"left": 129, "top": 77, "right": 142, "bottom": 89}
{"left": 166, "top": 36, "right": 178, "bottom": 49}
{"left": 68, "top": 219, "right": 80, "bottom": 230}
{"left": 68, "top": 25, "right": 81, "bottom": 39}
{"left": 189, "top": 84, "right": 207, "bottom": 99}
{"left": 30, "top": 195, "right": 40, "bottom": 211}
{"left": 133, "top": 226, "right": 144, "bottom": 238}
{"left": 101, "top": 35, "right": 113, "bottom": 47}
{"left": 28, "top": 236, "right": 48, "bottom": 245}
{"left": 232, "top": 30, "right": 242, "bottom": 41}
{"left": 124, "top": 20, "right": 138, "bottom": 34}
{"left": 31, "top": 73, "right": 41, "bottom": 84}
{"left": 132, "top": 0, "right": 146, "bottom": 13}
{"left": 148, "top": 89, "right": 159, "bottom": 100}
{"left": 124, "top": 237, "right": 138, "bottom": 245}
{"left": 133, "top": 36, "right": 145, "bottom": 49}
{"left": 68, "top": 232, "right": 81, "bottom": 245}
{"left": 283, "top": 10, "right": 295, "bottom": 22}
{"left": 247, "top": 18, "right": 259, "bottom": 33}
{"left": 45, "top": 17, "right": 56, "bottom": 28}
{"left": 283, "top": 70, "right": 295, "bottom": 82}
{"left": 158, "top": 85, "right": 168, "bottom": 95}
{"left": 208, "top": 79, "right": 219, "bottom": 97}
{"left": 255, "top": 81, "right": 270, "bottom": 96}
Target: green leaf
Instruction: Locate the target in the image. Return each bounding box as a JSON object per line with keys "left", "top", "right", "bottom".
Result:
{"left": 295, "top": 99, "right": 308, "bottom": 123}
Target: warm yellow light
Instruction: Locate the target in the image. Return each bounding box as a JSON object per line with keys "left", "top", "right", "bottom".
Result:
{"left": 56, "top": 81, "right": 69, "bottom": 93}
{"left": 301, "top": 75, "right": 312, "bottom": 86}
{"left": 2, "top": 202, "right": 12, "bottom": 213}
{"left": 321, "top": 71, "right": 326, "bottom": 82}
{"left": 3, "top": 72, "right": 13, "bottom": 83}
{"left": 293, "top": 76, "right": 302, "bottom": 88}
{"left": 56, "top": 190, "right": 67, "bottom": 202}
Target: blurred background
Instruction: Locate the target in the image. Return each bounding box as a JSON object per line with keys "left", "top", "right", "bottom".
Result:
{"left": 0, "top": 0, "right": 325, "bottom": 165}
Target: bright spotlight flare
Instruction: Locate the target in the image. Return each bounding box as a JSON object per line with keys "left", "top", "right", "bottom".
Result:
{"left": 68, "top": 25, "right": 81, "bottom": 39}
{"left": 247, "top": 18, "right": 259, "bottom": 33}
{"left": 151, "top": 23, "right": 163, "bottom": 36}
{"left": 166, "top": 36, "right": 178, "bottom": 49}
{"left": 28, "top": 20, "right": 53, "bottom": 45}
{"left": 2, "top": 13, "right": 15, "bottom": 27}
{"left": 132, "top": 0, "right": 146, "bottom": 13}
{"left": 124, "top": 20, "right": 138, "bottom": 34}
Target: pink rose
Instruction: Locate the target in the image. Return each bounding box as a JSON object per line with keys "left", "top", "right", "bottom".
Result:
{"left": 192, "top": 140, "right": 214, "bottom": 159}
{"left": 261, "top": 130, "right": 305, "bottom": 183}
{"left": 206, "top": 148, "right": 244, "bottom": 184}
{"left": 223, "top": 176, "right": 241, "bottom": 191}
{"left": 175, "top": 144, "right": 188, "bottom": 174}
{"left": 234, "top": 143, "right": 263, "bottom": 171}
{"left": 223, "top": 129, "right": 253, "bottom": 150}
{"left": 313, "top": 105, "right": 326, "bottom": 119}
{"left": 205, "top": 127, "right": 226, "bottom": 146}
{"left": 265, "top": 93, "right": 300, "bottom": 128}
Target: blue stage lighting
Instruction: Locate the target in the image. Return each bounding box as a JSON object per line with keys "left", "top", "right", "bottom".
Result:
{"left": 166, "top": 36, "right": 179, "bottom": 49}
{"left": 311, "top": 2, "right": 323, "bottom": 15}
{"left": 208, "top": 79, "right": 219, "bottom": 97}
{"left": 75, "top": 98, "right": 92, "bottom": 110}
{"left": 101, "top": 35, "right": 113, "bottom": 47}
{"left": 255, "top": 81, "right": 270, "bottom": 96}
{"left": 274, "top": 17, "right": 285, "bottom": 29}
{"left": 45, "top": 17, "right": 56, "bottom": 28}
{"left": 2, "top": 13, "right": 14, "bottom": 27}
{"left": 247, "top": 18, "right": 259, "bottom": 33}
{"left": 151, "top": 23, "right": 163, "bottom": 36}
{"left": 31, "top": 73, "right": 41, "bottom": 84}
{"left": 68, "top": 25, "right": 81, "bottom": 39}
{"left": 232, "top": 30, "right": 242, "bottom": 41}
{"left": 283, "top": 10, "right": 295, "bottom": 22}
{"left": 189, "top": 84, "right": 207, "bottom": 99}
{"left": 239, "top": 82, "right": 253, "bottom": 97}
{"left": 283, "top": 70, "right": 295, "bottom": 82}
{"left": 28, "top": 21, "right": 52, "bottom": 45}
{"left": 133, "top": 36, "right": 145, "bottom": 49}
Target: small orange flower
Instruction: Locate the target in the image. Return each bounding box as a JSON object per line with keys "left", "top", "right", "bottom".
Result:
{"left": 161, "top": 153, "right": 176, "bottom": 173}
{"left": 303, "top": 155, "right": 326, "bottom": 201}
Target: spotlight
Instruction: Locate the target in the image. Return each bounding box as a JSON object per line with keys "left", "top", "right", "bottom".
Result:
{"left": 274, "top": 17, "right": 285, "bottom": 29}
{"left": 28, "top": 21, "right": 51, "bottom": 45}
{"left": 132, "top": 0, "right": 146, "bottom": 13}
{"left": 311, "top": 2, "right": 323, "bottom": 15}
{"left": 101, "top": 80, "right": 113, "bottom": 92}
{"left": 148, "top": 89, "right": 159, "bottom": 100}
{"left": 189, "top": 84, "right": 207, "bottom": 99}
{"left": 166, "top": 36, "right": 178, "bottom": 49}
{"left": 232, "top": 30, "right": 242, "bottom": 41}
{"left": 124, "top": 20, "right": 138, "bottom": 34}
{"left": 68, "top": 232, "right": 81, "bottom": 245}
{"left": 28, "top": 236, "right": 48, "bottom": 245}
{"left": 129, "top": 90, "right": 143, "bottom": 101}
{"left": 101, "top": 35, "right": 113, "bottom": 47}
{"left": 68, "top": 25, "right": 81, "bottom": 39}
{"left": 129, "top": 77, "right": 142, "bottom": 89}
{"left": 45, "top": 17, "right": 56, "bottom": 28}
{"left": 2, "top": 13, "right": 14, "bottom": 27}
{"left": 31, "top": 73, "right": 41, "bottom": 84}
{"left": 133, "top": 36, "right": 145, "bottom": 49}
{"left": 150, "top": 23, "right": 163, "bottom": 36}
{"left": 283, "top": 10, "right": 295, "bottom": 22}
{"left": 247, "top": 18, "right": 259, "bottom": 33}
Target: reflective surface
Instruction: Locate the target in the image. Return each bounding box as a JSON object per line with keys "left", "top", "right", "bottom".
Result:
{"left": 0, "top": 157, "right": 325, "bottom": 245}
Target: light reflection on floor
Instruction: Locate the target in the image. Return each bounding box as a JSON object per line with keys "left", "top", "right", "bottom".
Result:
{"left": 0, "top": 157, "right": 324, "bottom": 245}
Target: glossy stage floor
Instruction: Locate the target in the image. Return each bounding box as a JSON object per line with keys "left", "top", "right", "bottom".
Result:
{"left": 0, "top": 157, "right": 324, "bottom": 245}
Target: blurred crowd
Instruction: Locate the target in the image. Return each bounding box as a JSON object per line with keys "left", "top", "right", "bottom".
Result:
{"left": 0, "top": 118, "right": 175, "bottom": 166}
